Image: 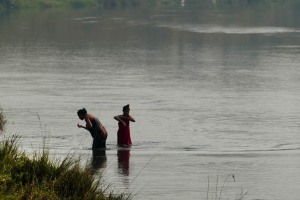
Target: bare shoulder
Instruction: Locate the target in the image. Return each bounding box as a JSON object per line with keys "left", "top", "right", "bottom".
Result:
{"left": 86, "top": 114, "right": 95, "bottom": 120}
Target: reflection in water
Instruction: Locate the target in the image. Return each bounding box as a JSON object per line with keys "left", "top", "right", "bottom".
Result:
{"left": 91, "top": 149, "right": 107, "bottom": 172}
{"left": 117, "top": 148, "right": 131, "bottom": 176}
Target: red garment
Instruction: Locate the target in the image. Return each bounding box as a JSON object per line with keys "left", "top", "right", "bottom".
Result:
{"left": 117, "top": 119, "right": 132, "bottom": 146}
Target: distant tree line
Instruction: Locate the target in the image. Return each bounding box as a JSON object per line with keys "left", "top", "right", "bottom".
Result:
{"left": 0, "top": 0, "right": 16, "bottom": 10}
{"left": 98, "top": 0, "right": 183, "bottom": 9}
{"left": 0, "top": 0, "right": 180, "bottom": 10}
{"left": 1, "top": 0, "right": 300, "bottom": 11}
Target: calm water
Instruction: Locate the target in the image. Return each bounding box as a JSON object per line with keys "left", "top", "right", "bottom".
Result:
{"left": 1, "top": 1, "right": 300, "bottom": 199}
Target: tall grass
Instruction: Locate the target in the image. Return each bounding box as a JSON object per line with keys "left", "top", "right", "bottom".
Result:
{"left": 206, "top": 173, "right": 247, "bottom": 200}
{"left": 0, "top": 135, "right": 128, "bottom": 200}
{"left": 0, "top": 109, "right": 6, "bottom": 133}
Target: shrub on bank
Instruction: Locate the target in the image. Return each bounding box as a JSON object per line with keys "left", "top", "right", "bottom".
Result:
{"left": 0, "top": 136, "right": 128, "bottom": 200}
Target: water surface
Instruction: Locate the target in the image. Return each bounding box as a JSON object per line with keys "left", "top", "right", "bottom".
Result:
{"left": 1, "top": 1, "right": 300, "bottom": 199}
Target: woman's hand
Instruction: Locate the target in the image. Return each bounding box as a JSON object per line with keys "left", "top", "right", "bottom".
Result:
{"left": 77, "top": 123, "right": 83, "bottom": 128}
{"left": 128, "top": 115, "right": 135, "bottom": 122}
{"left": 115, "top": 116, "right": 127, "bottom": 127}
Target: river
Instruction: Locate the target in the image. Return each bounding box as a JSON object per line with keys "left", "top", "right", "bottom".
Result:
{"left": 1, "top": 1, "right": 300, "bottom": 199}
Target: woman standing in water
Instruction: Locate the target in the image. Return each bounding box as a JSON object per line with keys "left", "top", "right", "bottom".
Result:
{"left": 114, "top": 104, "right": 135, "bottom": 147}
{"left": 77, "top": 108, "right": 108, "bottom": 149}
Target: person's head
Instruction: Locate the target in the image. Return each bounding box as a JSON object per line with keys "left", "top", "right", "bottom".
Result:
{"left": 123, "top": 104, "right": 130, "bottom": 115}
{"left": 77, "top": 108, "right": 87, "bottom": 120}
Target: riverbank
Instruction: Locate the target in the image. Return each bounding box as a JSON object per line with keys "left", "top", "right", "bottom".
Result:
{"left": 0, "top": 111, "right": 128, "bottom": 200}
{"left": 0, "top": 0, "right": 179, "bottom": 11}
{"left": 2, "top": 0, "right": 300, "bottom": 11}
{"left": 0, "top": 136, "right": 129, "bottom": 200}
{"left": 0, "top": 0, "right": 97, "bottom": 10}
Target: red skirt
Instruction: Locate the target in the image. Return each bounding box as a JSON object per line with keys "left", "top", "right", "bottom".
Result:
{"left": 117, "top": 121, "right": 132, "bottom": 146}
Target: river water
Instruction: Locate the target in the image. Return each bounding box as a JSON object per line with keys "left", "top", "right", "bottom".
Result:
{"left": 1, "top": 1, "right": 300, "bottom": 199}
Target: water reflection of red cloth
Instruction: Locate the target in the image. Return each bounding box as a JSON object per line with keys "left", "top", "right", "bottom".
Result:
{"left": 117, "top": 119, "right": 132, "bottom": 146}
{"left": 117, "top": 149, "right": 130, "bottom": 176}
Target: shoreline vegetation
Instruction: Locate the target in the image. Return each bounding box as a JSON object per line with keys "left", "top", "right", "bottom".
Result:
{"left": 0, "top": 110, "right": 128, "bottom": 200}
{"left": 0, "top": 137, "right": 128, "bottom": 200}
{"left": 0, "top": 0, "right": 182, "bottom": 11}
{"left": 1, "top": 0, "right": 300, "bottom": 11}
{"left": 0, "top": 109, "right": 6, "bottom": 133}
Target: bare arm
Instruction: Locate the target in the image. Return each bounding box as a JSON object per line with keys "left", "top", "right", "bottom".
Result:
{"left": 84, "top": 115, "right": 93, "bottom": 129}
{"left": 114, "top": 114, "right": 135, "bottom": 123}
{"left": 127, "top": 115, "right": 135, "bottom": 122}
{"left": 114, "top": 115, "right": 126, "bottom": 126}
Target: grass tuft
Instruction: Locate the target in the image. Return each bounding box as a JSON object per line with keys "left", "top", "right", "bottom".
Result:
{"left": 0, "top": 109, "right": 6, "bottom": 133}
{"left": 206, "top": 173, "right": 247, "bottom": 200}
{"left": 0, "top": 135, "right": 128, "bottom": 200}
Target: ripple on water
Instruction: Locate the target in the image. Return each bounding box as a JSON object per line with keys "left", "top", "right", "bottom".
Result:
{"left": 157, "top": 24, "right": 300, "bottom": 35}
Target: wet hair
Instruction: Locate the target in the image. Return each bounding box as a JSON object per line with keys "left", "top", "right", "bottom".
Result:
{"left": 123, "top": 104, "right": 130, "bottom": 112}
{"left": 77, "top": 108, "right": 87, "bottom": 116}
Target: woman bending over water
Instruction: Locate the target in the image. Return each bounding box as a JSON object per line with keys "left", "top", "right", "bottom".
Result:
{"left": 114, "top": 104, "right": 135, "bottom": 147}
{"left": 77, "top": 108, "right": 108, "bottom": 149}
